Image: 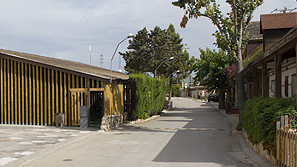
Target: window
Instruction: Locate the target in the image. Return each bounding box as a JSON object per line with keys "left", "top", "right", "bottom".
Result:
{"left": 285, "top": 76, "right": 289, "bottom": 97}
{"left": 292, "top": 74, "right": 296, "bottom": 97}
{"left": 271, "top": 80, "right": 275, "bottom": 97}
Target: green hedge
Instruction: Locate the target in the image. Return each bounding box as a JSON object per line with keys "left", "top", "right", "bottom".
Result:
{"left": 129, "top": 74, "right": 167, "bottom": 120}
{"left": 241, "top": 97, "right": 297, "bottom": 156}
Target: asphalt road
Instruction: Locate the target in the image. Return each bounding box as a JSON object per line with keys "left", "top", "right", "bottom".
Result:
{"left": 11, "top": 97, "right": 253, "bottom": 167}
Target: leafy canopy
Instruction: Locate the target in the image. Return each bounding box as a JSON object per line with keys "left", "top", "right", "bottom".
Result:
{"left": 193, "top": 48, "right": 232, "bottom": 92}
{"left": 120, "top": 24, "right": 192, "bottom": 78}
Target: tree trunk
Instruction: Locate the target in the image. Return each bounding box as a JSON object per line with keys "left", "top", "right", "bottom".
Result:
{"left": 168, "top": 76, "right": 173, "bottom": 101}
{"left": 218, "top": 84, "right": 225, "bottom": 109}
{"left": 235, "top": 59, "right": 245, "bottom": 123}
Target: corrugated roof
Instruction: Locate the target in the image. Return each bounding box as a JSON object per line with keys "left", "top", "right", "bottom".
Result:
{"left": 260, "top": 12, "right": 297, "bottom": 32}
{"left": 0, "top": 49, "right": 129, "bottom": 82}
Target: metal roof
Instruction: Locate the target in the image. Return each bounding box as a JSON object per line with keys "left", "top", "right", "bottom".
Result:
{"left": 0, "top": 49, "right": 129, "bottom": 82}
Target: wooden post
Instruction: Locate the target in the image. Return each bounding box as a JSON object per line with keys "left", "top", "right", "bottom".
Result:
{"left": 253, "top": 66, "right": 258, "bottom": 97}
{"left": 262, "top": 61, "right": 269, "bottom": 97}
{"left": 40, "top": 67, "right": 43, "bottom": 125}
{"left": 44, "top": 68, "right": 47, "bottom": 125}
{"left": 7, "top": 60, "right": 10, "bottom": 124}
{"left": 36, "top": 66, "right": 40, "bottom": 125}
{"left": 55, "top": 70, "right": 58, "bottom": 115}
{"left": 27, "top": 64, "right": 31, "bottom": 125}
{"left": 47, "top": 69, "right": 51, "bottom": 125}
{"left": 14, "top": 60, "right": 17, "bottom": 123}
{"left": 32, "top": 65, "right": 36, "bottom": 125}
{"left": 275, "top": 54, "right": 282, "bottom": 98}
{"left": 87, "top": 78, "right": 90, "bottom": 127}
{"left": 3, "top": 59, "right": 7, "bottom": 124}
{"left": 17, "top": 62, "right": 21, "bottom": 124}
{"left": 64, "top": 72, "right": 67, "bottom": 125}
{"left": 0, "top": 58, "right": 2, "bottom": 124}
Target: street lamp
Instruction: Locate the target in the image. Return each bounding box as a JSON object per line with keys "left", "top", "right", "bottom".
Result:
{"left": 110, "top": 33, "right": 133, "bottom": 83}
{"left": 154, "top": 57, "right": 174, "bottom": 78}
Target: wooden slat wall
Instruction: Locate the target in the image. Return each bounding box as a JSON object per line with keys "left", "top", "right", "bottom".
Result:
{"left": 0, "top": 57, "right": 99, "bottom": 126}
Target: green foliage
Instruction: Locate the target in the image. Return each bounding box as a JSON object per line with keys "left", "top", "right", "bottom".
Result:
{"left": 129, "top": 74, "right": 167, "bottom": 120}
{"left": 172, "top": 84, "right": 182, "bottom": 97}
{"left": 242, "top": 97, "right": 297, "bottom": 156}
{"left": 243, "top": 44, "right": 263, "bottom": 69}
{"left": 120, "top": 24, "right": 192, "bottom": 78}
{"left": 193, "top": 48, "right": 232, "bottom": 92}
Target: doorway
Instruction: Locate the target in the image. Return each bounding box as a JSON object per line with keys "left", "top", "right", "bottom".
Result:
{"left": 90, "top": 91, "right": 104, "bottom": 128}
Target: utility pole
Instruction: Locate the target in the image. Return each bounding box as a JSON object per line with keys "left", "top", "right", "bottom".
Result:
{"left": 89, "top": 46, "right": 91, "bottom": 65}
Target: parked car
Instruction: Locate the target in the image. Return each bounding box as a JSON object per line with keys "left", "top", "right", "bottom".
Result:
{"left": 208, "top": 93, "right": 219, "bottom": 102}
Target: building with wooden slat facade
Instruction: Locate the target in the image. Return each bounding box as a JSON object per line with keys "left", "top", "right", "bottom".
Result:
{"left": 0, "top": 49, "right": 129, "bottom": 126}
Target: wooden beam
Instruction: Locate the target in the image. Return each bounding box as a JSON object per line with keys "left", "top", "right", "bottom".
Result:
{"left": 69, "top": 88, "right": 104, "bottom": 93}
{"left": 10, "top": 60, "right": 14, "bottom": 124}
{"left": 262, "top": 61, "right": 269, "bottom": 97}
{"left": 275, "top": 54, "right": 282, "bottom": 98}
{"left": 22, "top": 63, "right": 25, "bottom": 124}
{"left": 72, "top": 74, "right": 75, "bottom": 125}
{"left": 87, "top": 78, "right": 90, "bottom": 127}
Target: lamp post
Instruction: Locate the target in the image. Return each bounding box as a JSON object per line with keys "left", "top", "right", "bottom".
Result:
{"left": 154, "top": 57, "right": 174, "bottom": 78}
{"left": 110, "top": 33, "right": 133, "bottom": 83}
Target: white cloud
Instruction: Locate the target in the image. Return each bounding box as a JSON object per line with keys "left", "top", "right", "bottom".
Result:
{"left": 0, "top": 0, "right": 295, "bottom": 70}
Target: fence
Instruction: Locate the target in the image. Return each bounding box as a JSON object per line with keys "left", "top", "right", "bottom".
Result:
{"left": 276, "top": 115, "right": 297, "bottom": 167}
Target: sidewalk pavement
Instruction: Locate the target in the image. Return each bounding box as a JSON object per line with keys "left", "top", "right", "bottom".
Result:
{"left": 0, "top": 125, "right": 101, "bottom": 166}
{"left": 202, "top": 100, "right": 275, "bottom": 167}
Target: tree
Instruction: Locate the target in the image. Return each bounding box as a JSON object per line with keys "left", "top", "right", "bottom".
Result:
{"left": 193, "top": 48, "right": 233, "bottom": 109}
{"left": 121, "top": 24, "right": 193, "bottom": 101}
{"left": 172, "top": 0, "right": 263, "bottom": 119}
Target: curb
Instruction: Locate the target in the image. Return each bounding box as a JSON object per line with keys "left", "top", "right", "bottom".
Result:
{"left": 208, "top": 102, "right": 275, "bottom": 167}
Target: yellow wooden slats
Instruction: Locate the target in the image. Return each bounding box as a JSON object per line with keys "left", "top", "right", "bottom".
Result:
{"left": 3, "top": 59, "right": 6, "bottom": 124}
{"left": 48, "top": 69, "right": 51, "bottom": 125}
{"left": 51, "top": 69, "right": 55, "bottom": 124}
{"left": 7, "top": 60, "right": 10, "bottom": 123}
{"left": 67, "top": 73, "right": 71, "bottom": 125}
{"left": 36, "top": 66, "right": 40, "bottom": 125}
{"left": 43, "top": 68, "right": 48, "bottom": 125}
{"left": 13, "top": 60, "right": 17, "bottom": 123}
{"left": 56, "top": 70, "right": 58, "bottom": 115}
{"left": 64, "top": 72, "right": 67, "bottom": 125}
{"left": 40, "top": 67, "right": 43, "bottom": 125}
{"left": 28, "top": 64, "right": 31, "bottom": 125}
{"left": 0, "top": 58, "right": 3, "bottom": 124}
{"left": 32, "top": 65, "right": 36, "bottom": 125}
{"left": 17, "top": 62, "right": 21, "bottom": 124}
{"left": 60, "top": 71, "right": 63, "bottom": 116}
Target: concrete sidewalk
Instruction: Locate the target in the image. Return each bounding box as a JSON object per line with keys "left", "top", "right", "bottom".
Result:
{"left": 204, "top": 100, "right": 275, "bottom": 167}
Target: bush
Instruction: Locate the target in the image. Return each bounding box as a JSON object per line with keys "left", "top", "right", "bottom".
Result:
{"left": 172, "top": 84, "right": 182, "bottom": 97}
{"left": 129, "top": 74, "right": 167, "bottom": 120}
{"left": 241, "top": 96, "right": 296, "bottom": 156}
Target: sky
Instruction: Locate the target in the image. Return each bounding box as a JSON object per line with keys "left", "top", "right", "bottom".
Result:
{"left": 0, "top": 0, "right": 296, "bottom": 72}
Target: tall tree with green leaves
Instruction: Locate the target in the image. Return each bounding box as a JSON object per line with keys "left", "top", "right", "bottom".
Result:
{"left": 172, "top": 0, "right": 263, "bottom": 118}
{"left": 121, "top": 24, "right": 194, "bottom": 100}
{"left": 193, "top": 48, "right": 233, "bottom": 109}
